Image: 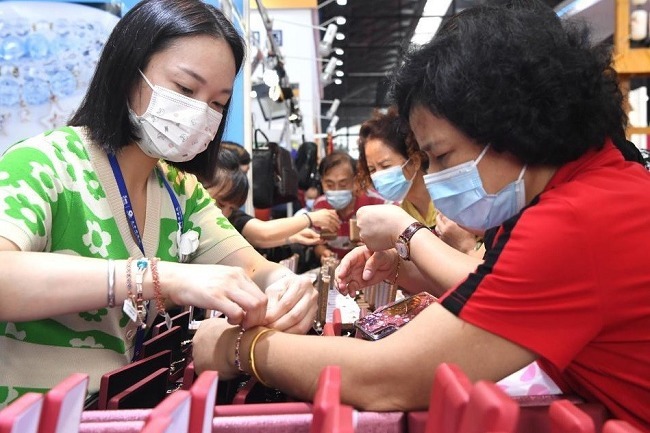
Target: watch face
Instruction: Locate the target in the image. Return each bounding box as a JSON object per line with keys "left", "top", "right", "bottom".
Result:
{"left": 396, "top": 240, "right": 409, "bottom": 259}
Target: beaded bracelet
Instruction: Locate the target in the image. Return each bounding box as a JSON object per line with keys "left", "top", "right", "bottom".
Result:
{"left": 249, "top": 328, "right": 275, "bottom": 387}
{"left": 106, "top": 259, "right": 116, "bottom": 308}
{"left": 234, "top": 327, "right": 246, "bottom": 374}
{"left": 150, "top": 258, "right": 164, "bottom": 313}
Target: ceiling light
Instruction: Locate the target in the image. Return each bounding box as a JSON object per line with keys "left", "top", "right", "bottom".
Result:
{"left": 336, "top": 0, "right": 347, "bottom": 5}
{"left": 335, "top": 70, "right": 344, "bottom": 77}
{"left": 336, "top": 16, "right": 346, "bottom": 25}
{"left": 336, "top": 59, "right": 343, "bottom": 66}
{"left": 334, "top": 78, "right": 343, "bottom": 85}
{"left": 334, "top": 48, "right": 344, "bottom": 56}
{"left": 335, "top": 32, "right": 345, "bottom": 41}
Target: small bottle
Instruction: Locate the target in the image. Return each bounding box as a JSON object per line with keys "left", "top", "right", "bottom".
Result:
{"left": 630, "top": 0, "right": 649, "bottom": 47}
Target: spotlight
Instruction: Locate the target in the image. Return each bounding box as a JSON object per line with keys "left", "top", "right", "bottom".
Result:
{"left": 325, "top": 99, "right": 340, "bottom": 119}
{"left": 319, "top": 23, "right": 338, "bottom": 57}
{"left": 327, "top": 115, "right": 340, "bottom": 133}
{"left": 321, "top": 56, "right": 338, "bottom": 84}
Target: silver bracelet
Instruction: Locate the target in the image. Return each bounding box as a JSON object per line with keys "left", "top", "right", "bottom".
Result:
{"left": 107, "top": 259, "right": 116, "bottom": 308}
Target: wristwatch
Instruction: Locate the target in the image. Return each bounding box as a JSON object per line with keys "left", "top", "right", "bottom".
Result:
{"left": 395, "top": 222, "right": 427, "bottom": 261}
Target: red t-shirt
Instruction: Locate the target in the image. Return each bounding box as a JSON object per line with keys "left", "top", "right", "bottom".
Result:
{"left": 439, "top": 141, "right": 650, "bottom": 430}
{"left": 313, "top": 192, "right": 385, "bottom": 258}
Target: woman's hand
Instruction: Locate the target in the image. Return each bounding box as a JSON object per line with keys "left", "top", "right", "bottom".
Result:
{"left": 288, "top": 228, "right": 324, "bottom": 246}
{"left": 334, "top": 246, "right": 397, "bottom": 296}
{"left": 435, "top": 213, "right": 478, "bottom": 254}
{"left": 356, "top": 204, "right": 417, "bottom": 252}
{"left": 308, "top": 209, "right": 340, "bottom": 233}
{"left": 192, "top": 317, "right": 240, "bottom": 379}
{"left": 264, "top": 274, "right": 317, "bottom": 334}
{"left": 163, "top": 263, "right": 267, "bottom": 330}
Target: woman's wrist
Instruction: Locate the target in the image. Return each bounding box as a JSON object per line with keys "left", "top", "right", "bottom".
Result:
{"left": 303, "top": 212, "right": 313, "bottom": 228}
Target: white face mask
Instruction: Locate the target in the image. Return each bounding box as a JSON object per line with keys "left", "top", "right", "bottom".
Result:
{"left": 130, "top": 70, "right": 222, "bottom": 162}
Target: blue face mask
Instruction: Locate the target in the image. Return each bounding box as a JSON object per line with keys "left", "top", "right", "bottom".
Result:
{"left": 305, "top": 198, "right": 315, "bottom": 210}
{"left": 423, "top": 145, "right": 527, "bottom": 231}
{"left": 370, "top": 159, "right": 414, "bottom": 202}
{"left": 325, "top": 189, "right": 354, "bottom": 210}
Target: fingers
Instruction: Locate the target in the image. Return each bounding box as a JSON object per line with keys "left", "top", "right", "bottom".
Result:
{"left": 265, "top": 284, "right": 318, "bottom": 333}
{"left": 264, "top": 274, "right": 316, "bottom": 325}
{"left": 210, "top": 268, "right": 267, "bottom": 328}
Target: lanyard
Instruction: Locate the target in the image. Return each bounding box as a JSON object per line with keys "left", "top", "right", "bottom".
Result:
{"left": 107, "top": 153, "right": 184, "bottom": 254}
{"left": 108, "top": 153, "right": 184, "bottom": 361}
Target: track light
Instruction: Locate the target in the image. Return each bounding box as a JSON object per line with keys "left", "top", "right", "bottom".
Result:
{"left": 327, "top": 115, "right": 340, "bottom": 133}
{"left": 321, "top": 56, "right": 338, "bottom": 84}
{"left": 325, "top": 99, "right": 340, "bottom": 119}
{"left": 319, "top": 23, "right": 338, "bottom": 56}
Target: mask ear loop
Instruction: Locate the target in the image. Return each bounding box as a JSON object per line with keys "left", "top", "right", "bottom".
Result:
{"left": 516, "top": 164, "right": 527, "bottom": 181}
{"left": 138, "top": 69, "right": 155, "bottom": 90}
{"left": 473, "top": 144, "right": 491, "bottom": 167}
{"left": 401, "top": 158, "right": 419, "bottom": 182}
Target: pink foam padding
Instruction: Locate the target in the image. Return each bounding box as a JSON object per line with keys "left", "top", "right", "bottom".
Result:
{"left": 603, "top": 420, "right": 645, "bottom": 433}
{"left": 140, "top": 416, "right": 173, "bottom": 433}
{"left": 189, "top": 371, "right": 219, "bottom": 433}
{"left": 78, "top": 421, "right": 144, "bottom": 433}
{"left": 549, "top": 400, "right": 596, "bottom": 433}
{"left": 213, "top": 402, "right": 313, "bottom": 417}
{"left": 457, "top": 380, "right": 520, "bottom": 433}
{"left": 148, "top": 390, "right": 191, "bottom": 433}
{"left": 0, "top": 393, "right": 44, "bottom": 433}
{"left": 211, "top": 411, "right": 404, "bottom": 433}
{"left": 80, "top": 410, "right": 151, "bottom": 423}
{"left": 38, "top": 373, "right": 89, "bottom": 433}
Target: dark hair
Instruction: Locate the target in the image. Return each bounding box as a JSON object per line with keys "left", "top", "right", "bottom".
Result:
{"left": 318, "top": 151, "right": 357, "bottom": 178}
{"left": 221, "top": 141, "right": 251, "bottom": 165}
{"left": 213, "top": 166, "right": 248, "bottom": 207}
{"left": 197, "top": 146, "right": 240, "bottom": 186}
{"left": 390, "top": 0, "right": 626, "bottom": 166}
{"left": 357, "top": 106, "right": 427, "bottom": 190}
{"left": 68, "top": 0, "right": 246, "bottom": 180}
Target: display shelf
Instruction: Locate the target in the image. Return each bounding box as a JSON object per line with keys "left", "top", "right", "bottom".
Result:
{"left": 614, "top": 0, "right": 650, "bottom": 137}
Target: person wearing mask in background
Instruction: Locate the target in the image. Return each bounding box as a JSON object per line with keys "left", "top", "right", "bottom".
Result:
{"left": 0, "top": 0, "right": 316, "bottom": 407}
{"left": 199, "top": 148, "right": 340, "bottom": 250}
{"left": 312, "top": 151, "right": 384, "bottom": 260}
{"left": 357, "top": 107, "right": 483, "bottom": 258}
{"left": 192, "top": 2, "right": 650, "bottom": 429}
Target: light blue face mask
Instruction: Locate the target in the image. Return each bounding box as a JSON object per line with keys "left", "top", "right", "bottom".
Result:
{"left": 305, "top": 198, "right": 315, "bottom": 210}
{"left": 370, "top": 159, "right": 415, "bottom": 202}
{"left": 325, "top": 189, "right": 354, "bottom": 210}
{"left": 423, "top": 145, "right": 527, "bottom": 231}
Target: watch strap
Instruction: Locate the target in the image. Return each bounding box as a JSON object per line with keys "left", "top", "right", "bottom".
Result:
{"left": 398, "top": 221, "right": 427, "bottom": 243}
